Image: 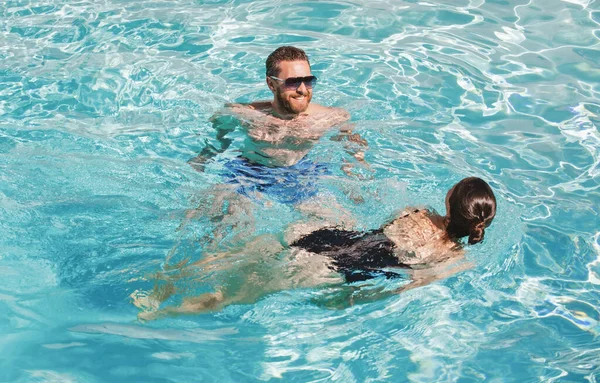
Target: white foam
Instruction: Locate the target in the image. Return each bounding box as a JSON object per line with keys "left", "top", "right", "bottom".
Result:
{"left": 42, "top": 342, "right": 86, "bottom": 349}
{"left": 494, "top": 26, "right": 526, "bottom": 44}
{"left": 151, "top": 352, "right": 195, "bottom": 360}
{"left": 69, "top": 323, "right": 238, "bottom": 343}
{"left": 588, "top": 232, "right": 600, "bottom": 285}
{"left": 561, "top": 0, "right": 592, "bottom": 8}
{"left": 26, "top": 370, "right": 78, "bottom": 382}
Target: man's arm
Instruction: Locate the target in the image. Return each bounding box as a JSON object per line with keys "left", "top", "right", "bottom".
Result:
{"left": 189, "top": 101, "right": 280, "bottom": 171}
{"left": 325, "top": 108, "right": 367, "bottom": 163}
{"left": 187, "top": 106, "right": 244, "bottom": 172}
{"left": 330, "top": 121, "right": 371, "bottom": 179}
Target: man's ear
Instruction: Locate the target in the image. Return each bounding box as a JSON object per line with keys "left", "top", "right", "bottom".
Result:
{"left": 266, "top": 78, "right": 276, "bottom": 93}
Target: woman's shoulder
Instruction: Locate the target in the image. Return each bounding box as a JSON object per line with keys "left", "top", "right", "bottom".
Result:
{"left": 385, "top": 207, "right": 432, "bottom": 233}
{"left": 384, "top": 207, "right": 460, "bottom": 266}
{"left": 390, "top": 206, "right": 434, "bottom": 221}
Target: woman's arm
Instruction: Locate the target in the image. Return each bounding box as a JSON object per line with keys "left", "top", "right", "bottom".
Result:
{"left": 394, "top": 258, "right": 473, "bottom": 293}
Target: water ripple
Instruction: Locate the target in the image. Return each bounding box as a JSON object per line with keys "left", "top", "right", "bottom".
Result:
{"left": 1, "top": 0, "right": 600, "bottom": 381}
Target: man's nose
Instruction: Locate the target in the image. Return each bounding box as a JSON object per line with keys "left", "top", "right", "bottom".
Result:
{"left": 296, "top": 82, "right": 308, "bottom": 94}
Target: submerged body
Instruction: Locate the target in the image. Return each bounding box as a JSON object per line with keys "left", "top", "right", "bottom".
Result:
{"left": 288, "top": 208, "right": 458, "bottom": 282}
{"left": 132, "top": 178, "right": 496, "bottom": 320}
{"left": 183, "top": 48, "right": 363, "bottom": 248}
{"left": 134, "top": 186, "right": 492, "bottom": 320}
{"left": 190, "top": 47, "right": 358, "bottom": 170}
{"left": 187, "top": 46, "right": 364, "bottom": 228}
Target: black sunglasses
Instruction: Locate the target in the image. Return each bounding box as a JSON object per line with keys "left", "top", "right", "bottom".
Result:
{"left": 269, "top": 75, "right": 317, "bottom": 90}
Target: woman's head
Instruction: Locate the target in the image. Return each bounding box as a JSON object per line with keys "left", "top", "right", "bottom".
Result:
{"left": 445, "top": 177, "right": 496, "bottom": 245}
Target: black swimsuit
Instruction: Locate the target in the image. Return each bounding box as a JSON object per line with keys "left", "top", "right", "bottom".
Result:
{"left": 290, "top": 227, "right": 410, "bottom": 283}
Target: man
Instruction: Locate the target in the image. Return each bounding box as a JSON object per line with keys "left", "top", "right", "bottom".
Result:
{"left": 189, "top": 46, "right": 366, "bottom": 210}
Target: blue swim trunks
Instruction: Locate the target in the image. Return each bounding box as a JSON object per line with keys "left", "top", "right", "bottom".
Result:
{"left": 221, "top": 157, "right": 329, "bottom": 205}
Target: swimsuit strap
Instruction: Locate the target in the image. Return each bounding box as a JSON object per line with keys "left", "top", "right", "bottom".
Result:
{"left": 397, "top": 208, "right": 422, "bottom": 220}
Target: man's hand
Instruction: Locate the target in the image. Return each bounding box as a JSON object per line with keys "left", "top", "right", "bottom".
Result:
{"left": 332, "top": 123, "right": 372, "bottom": 179}
{"left": 189, "top": 109, "right": 238, "bottom": 172}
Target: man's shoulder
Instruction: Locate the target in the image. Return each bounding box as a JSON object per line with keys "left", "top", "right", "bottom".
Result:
{"left": 219, "top": 101, "right": 274, "bottom": 123}
{"left": 310, "top": 103, "right": 348, "bottom": 114}
{"left": 309, "top": 104, "right": 350, "bottom": 121}
{"left": 225, "top": 101, "right": 272, "bottom": 111}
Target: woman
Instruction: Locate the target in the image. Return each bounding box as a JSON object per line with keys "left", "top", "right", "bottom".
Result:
{"left": 133, "top": 177, "right": 497, "bottom": 320}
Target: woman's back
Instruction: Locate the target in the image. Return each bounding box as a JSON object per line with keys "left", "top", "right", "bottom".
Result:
{"left": 383, "top": 208, "right": 461, "bottom": 266}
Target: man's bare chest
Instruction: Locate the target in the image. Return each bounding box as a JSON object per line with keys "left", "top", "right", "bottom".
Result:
{"left": 246, "top": 124, "right": 325, "bottom": 145}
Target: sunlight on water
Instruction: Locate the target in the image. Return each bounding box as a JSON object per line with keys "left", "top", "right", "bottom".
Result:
{"left": 1, "top": 0, "right": 599, "bottom": 381}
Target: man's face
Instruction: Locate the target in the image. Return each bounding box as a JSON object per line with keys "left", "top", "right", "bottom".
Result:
{"left": 268, "top": 60, "right": 313, "bottom": 114}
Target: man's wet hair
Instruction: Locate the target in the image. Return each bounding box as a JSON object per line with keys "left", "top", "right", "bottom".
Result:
{"left": 266, "top": 46, "right": 310, "bottom": 77}
{"left": 446, "top": 177, "right": 497, "bottom": 245}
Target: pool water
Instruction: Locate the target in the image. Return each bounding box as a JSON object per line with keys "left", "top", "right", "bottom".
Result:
{"left": 1, "top": 0, "right": 599, "bottom": 381}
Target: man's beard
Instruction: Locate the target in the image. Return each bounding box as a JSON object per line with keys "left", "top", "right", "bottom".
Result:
{"left": 275, "top": 88, "right": 311, "bottom": 115}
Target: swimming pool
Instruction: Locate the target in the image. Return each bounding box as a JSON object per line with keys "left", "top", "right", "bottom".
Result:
{"left": 1, "top": 0, "right": 599, "bottom": 381}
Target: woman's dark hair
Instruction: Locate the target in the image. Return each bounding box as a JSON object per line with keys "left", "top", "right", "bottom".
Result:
{"left": 266, "top": 46, "right": 310, "bottom": 77}
{"left": 446, "top": 177, "right": 496, "bottom": 245}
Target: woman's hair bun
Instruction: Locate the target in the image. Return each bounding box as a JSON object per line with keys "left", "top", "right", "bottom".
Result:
{"left": 468, "top": 221, "right": 485, "bottom": 245}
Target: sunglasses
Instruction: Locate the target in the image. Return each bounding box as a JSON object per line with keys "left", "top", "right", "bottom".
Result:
{"left": 269, "top": 75, "right": 317, "bottom": 90}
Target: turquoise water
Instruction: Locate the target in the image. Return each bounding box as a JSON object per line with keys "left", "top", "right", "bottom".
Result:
{"left": 1, "top": 0, "right": 599, "bottom": 381}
